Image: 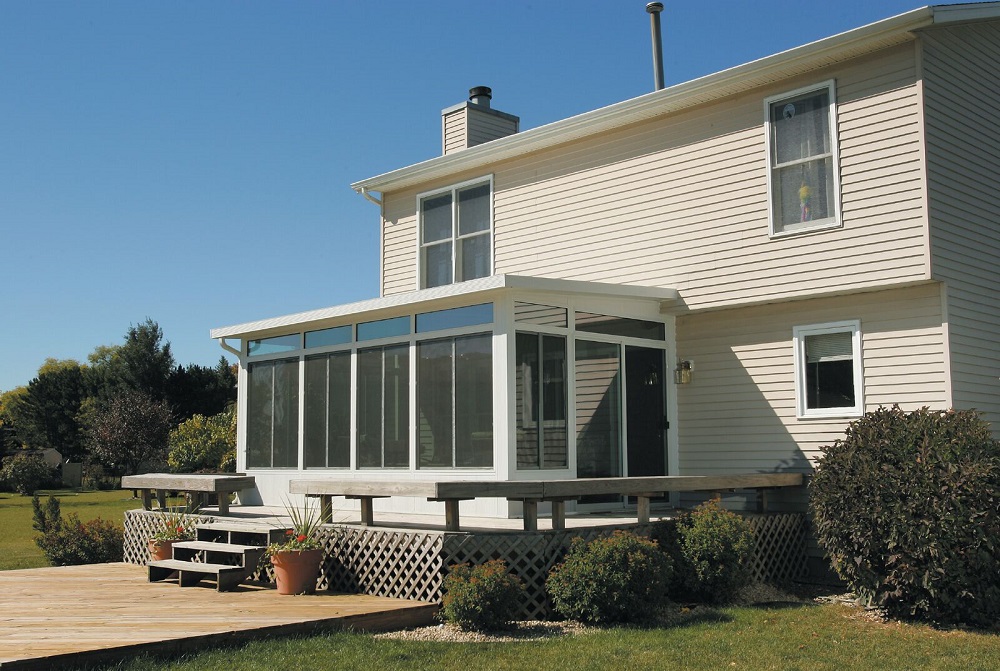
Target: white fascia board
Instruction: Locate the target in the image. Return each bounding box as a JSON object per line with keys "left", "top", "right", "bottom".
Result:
{"left": 210, "top": 274, "right": 679, "bottom": 339}
{"left": 351, "top": 6, "right": 960, "bottom": 196}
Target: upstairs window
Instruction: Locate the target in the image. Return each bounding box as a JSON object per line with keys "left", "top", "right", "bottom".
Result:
{"left": 766, "top": 81, "right": 841, "bottom": 236}
{"left": 419, "top": 179, "right": 492, "bottom": 288}
{"left": 793, "top": 321, "right": 863, "bottom": 418}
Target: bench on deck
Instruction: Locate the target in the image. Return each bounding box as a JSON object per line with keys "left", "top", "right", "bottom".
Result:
{"left": 289, "top": 473, "right": 804, "bottom": 532}
{"left": 122, "top": 473, "right": 256, "bottom": 515}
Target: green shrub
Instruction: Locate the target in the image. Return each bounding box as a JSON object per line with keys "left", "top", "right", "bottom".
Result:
{"left": 32, "top": 494, "right": 123, "bottom": 565}
{"left": 546, "top": 531, "right": 671, "bottom": 624}
{"left": 677, "top": 499, "right": 755, "bottom": 604}
{"left": 810, "top": 406, "right": 1000, "bottom": 627}
{"left": 1, "top": 453, "right": 55, "bottom": 495}
{"left": 167, "top": 407, "right": 235, "bottom": 473}
{"left": 440, "top": 560, "right": 525, "bottom": 631}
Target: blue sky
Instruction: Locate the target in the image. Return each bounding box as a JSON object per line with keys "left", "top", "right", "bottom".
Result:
{"left": 1, "top": 0, "right": 925, "bottom": 392}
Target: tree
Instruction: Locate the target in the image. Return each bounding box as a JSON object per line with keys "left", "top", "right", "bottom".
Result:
{"left": 167, "top": 404, "right": 236, "bottom": 473}
{"left": 166, "top": 357, "right": 237, "bottom": 422}
{"left": 0, "top": 386, "right": 28, "bottom": 453}
{"left": 87, "top": 389, "right": 172, "bottom": 476}
{"left": 7, "top": 360, "right": 89, "bottom": 461}
{"left": 87, "top": 319, "right": 175, "bottom": 402}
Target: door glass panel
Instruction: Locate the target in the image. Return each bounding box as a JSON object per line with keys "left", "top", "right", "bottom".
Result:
{"left": 575, "top": 340, "right": 621, "bottom": 484}
{"left": 625, "top": 346, "right": 666, "bottom": 478}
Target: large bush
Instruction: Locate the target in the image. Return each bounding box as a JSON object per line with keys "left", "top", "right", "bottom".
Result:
{"left": 1, "top": 452, "right": 55, "bottom": 495}
{"left": 810, "top": 406, "right": 1000, "bottom": 626}
{"left": 546, "top": 531, "right": 671, "bottom": 623}
{"left": 440, "top": 560, "right": 525, "bottom": 631}
{"left": 167, "top": 406, "right": 236, "bottom": 473}
{"left": 677, "top": 499, "right": 755, "bottom": 604}
{"left": 32, "top": 494, "right": 123, "bottom": 565}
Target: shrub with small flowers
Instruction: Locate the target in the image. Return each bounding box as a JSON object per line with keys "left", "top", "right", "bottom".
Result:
{"left": 151, "top": 507, "right": 198, "bottom": 543}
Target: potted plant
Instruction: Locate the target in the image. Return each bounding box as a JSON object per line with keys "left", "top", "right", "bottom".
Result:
{"left": 149, "top": 507, "right": 198, "bottom": 561}
{"left": 268, "top": 501, "right": 326, "bottom": 595}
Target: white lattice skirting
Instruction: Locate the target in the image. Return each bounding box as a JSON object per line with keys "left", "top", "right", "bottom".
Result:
{"left": 125, "top": 511, "right": 806, "bottom": 619}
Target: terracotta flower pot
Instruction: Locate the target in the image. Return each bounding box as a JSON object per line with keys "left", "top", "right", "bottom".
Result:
{"left": 271, "top": 549, "right": 323, "bottom": 595}
{"left": 149, "top": 539, "right": 176, "bottom": 562}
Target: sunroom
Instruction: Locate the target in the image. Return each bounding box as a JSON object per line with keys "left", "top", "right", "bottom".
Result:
{"left": 211, "top": 274, "right": 680, "bottom": 519}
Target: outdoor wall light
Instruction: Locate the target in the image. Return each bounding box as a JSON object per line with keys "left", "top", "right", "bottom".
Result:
{"left": 674, "top": 360, "right": 693, "bottom": 384}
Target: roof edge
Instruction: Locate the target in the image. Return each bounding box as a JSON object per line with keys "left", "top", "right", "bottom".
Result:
{"left": 352, "top": 5, "right": 952, "bottom": 195}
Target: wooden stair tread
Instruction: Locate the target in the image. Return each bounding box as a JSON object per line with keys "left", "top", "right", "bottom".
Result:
{"left": 149, "top": 559, "right": 247, "bottom": 574}
{"left": 197, "top": 521, "right": 285, "bottom": 533}
{"left": 172, "top": 540, "right": 266, "bottom": 553}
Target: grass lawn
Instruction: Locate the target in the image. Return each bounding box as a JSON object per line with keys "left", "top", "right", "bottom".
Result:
{"left": 0, "top": 489, "right": 146, "bottom": 570}
{"left": 73, "top": 602, "right": 1000, "bottom": 671}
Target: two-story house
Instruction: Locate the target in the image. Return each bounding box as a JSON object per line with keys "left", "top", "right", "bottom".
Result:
{"left": 212, "top": 3, "right": 1000, "bottom": 518}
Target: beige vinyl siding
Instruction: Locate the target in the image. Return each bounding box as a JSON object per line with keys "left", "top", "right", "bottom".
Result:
{"left": 487, "top": 43, "right": 926, "bottom": 310}
{"left": 381, "top": 190, "right": 419, "bottom": 295}
{"left": 442, "top": 108, "right": 468, "bottom": 155}
{"left": 675, "top": 284, "right": 947, "bottom": 487}
{"left": 922, "top": 21, "right": 1000, "bottom": 436}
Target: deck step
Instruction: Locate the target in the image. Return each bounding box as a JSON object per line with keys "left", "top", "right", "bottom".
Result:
{"left": 172, "top": 540, "right": 265, "bottom": 554}
{"left": 148, "top": 559, "right": 253, "bottom": 591}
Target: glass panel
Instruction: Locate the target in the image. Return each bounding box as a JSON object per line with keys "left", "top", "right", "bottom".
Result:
{"left": 247, "top": 333, "right": 299, "bottom": 356}
{"left": 457, "top": 183, "right": 490, "bottom": 235}
{"left": 356, "top": 348, "right": 383, "bottom": 467}
{"left": 423, "top": 241, "right": 453, "bottom": 288}
{"left": 418, "top": 339, "right": 453, "bottom": 468}
{"left": 304, "top": 352, "right": 351, "bottom": 468}
{"left": 305, "top": 325, "right": 351, "bottom": 349}
{"left": 806, "top": 359, "right": 855, "bottom": 409}
{"left": 458, "top": 233, "right": 490, "bottom": 282}
{"left": 514, "top": 302, "right": 568, "bottom": 327}
{"left": 515, "top": 333, "right": 540, "bottom": 469}
{"left": 271, "top": 359, "right": 299, "bottom": 468}
{"left": 455, "top": 334, "right": 492, "bottom": 467}
{"left": 575, "top": 340, "right": 621, "bottom": 481}
{"left": 575, "top": 312, "right": 665, "bottom": 340}
{"left": 383, "top": 345, "right": 410, "bottom": 467}
{"left": 517, "top": 333, "right": 568, "bottom": 470}
{"left": 542, "top": 335, "right": 568, "bottom": 469}
{"left": 773, "top": 157, "right": 833, "bottom": 228}
{"left": 357, "top": 315, "right": 410, "bottom": 342}
{"left": 304, "top": 356, "right": 328, "bottom": 468}
{"left": 416, "top": 303, "right": 493, "bottom": 333}
{"left": 625, "top": 346, "right": 666, "bottom": 478}
{"left": 771, "top": 89, "right": 830, "bottom": 165}
{"left": 421, "top": 193, "right": 453, "bottom": 243}
{"left": 805, "top": 331, "right": 852, "bottom": 363}
{"left": 246, "top": 363, "right": 273, "bottom": 468}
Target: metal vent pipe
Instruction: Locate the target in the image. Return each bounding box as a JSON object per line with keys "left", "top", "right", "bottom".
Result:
{"left": 646, "top": 2, "right": 665, "bottom": 91}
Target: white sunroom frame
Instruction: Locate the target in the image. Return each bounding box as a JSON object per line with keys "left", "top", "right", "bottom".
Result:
{"left": 211, "top": 274, "right": 681, "bottom": 518}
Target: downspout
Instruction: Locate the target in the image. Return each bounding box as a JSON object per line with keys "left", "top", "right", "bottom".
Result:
{"left": 359, "top": 187, "right": 383, "bottom": 207}
{"left": 217, "top": 338, "right": 241, "bottom": 358}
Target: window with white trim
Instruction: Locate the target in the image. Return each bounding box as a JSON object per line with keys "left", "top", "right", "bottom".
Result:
{"left": 766, "top": 81, "right": 841, "bottom": 236}
{"left": 419, "top": 179, "right": 492, "bottom": 288}
{"left": 793, "top": 321, "right": 863, "bottom": 418}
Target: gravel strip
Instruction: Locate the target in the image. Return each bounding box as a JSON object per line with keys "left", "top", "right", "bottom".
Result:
{"left": 373, "top": 620, "right": 590, "bottom": 643}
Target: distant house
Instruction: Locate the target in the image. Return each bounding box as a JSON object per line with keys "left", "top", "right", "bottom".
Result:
{"left": 212, "top": 4, "right": 1000, "bottom": 517}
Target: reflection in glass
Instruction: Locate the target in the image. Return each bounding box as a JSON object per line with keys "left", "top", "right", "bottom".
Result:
{"left": 421, "top": 193, "right": 453, "bottom": 242}
{"left": 457, "top": 183, "right": 490, "bottom": 235}
{"left": 459, "top": 233, "right": 490, "bottom": 282}
{"left": 416, "top": 303, "right": 493, "bottom": 333}
{"left": 356, "top": 345, "right": 409, "bottom": 468}
{"left": 575, "top": 312, "right": 665, "bottom": 340}
{"left": 422, "top": 242, "right": 452, "bottom": 288}
{"left": 247, "top": 333, "right": 300, "bottom": 356}
{"left": 357, "top": 316, "right": 410, "bottom": 342}
{"left": 516, "top": 333, "right": 567, "bottom": 469}
{"left": 575, "top": 340, "right": 621, "bottom": 481}
{"left": 514, "top": 302, "right": 568, "bottom": 327}
{"left": 305, "top": 325, "right": 351, "bottom": 349}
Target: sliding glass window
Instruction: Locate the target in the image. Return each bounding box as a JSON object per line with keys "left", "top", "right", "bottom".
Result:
{"left": 356, "top": 345, "right": 409, "bottom": 468}
{"left": 304, "top": 352, "right": 351, "bottom": 468}
{"left": 417, "top": 334, "right": 493, "bottom": 468}
{"left": 246, "top": 358, "right": 299, "bottom": 468}
{"left": 515, "top": 333, "right": 568, "bottom": 469}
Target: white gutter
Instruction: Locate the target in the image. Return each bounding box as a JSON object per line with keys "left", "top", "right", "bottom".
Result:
{"left": 359, "top": 187, "right": 382, "bottom": 207}
{"left": 217, "top": 338, "right": 241, "bottom": 357}
{"left": 351, "top": 5, "right": 971, "bottom": 195}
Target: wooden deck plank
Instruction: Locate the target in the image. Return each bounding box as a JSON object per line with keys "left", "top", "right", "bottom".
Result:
{"left": 0, "top": 563, "right": 436, "bottom": 671}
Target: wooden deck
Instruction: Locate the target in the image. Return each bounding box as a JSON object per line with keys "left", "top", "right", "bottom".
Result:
{"left": 0, "top": 563, "right": 436, "bottom": 671}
